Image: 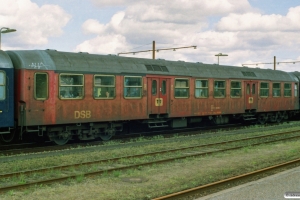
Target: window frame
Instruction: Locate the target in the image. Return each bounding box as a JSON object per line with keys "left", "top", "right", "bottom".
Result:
{"left": 174, "top": 78, "right": 189, "bottom": 99}
{"left": 124, "top": 76, "right": 143, "bottom": 99}
{"left": 195, "top": 79, "right": 208, "bottom": 98}
{"left": 59, "top": 73, "right": 84, "bottom": 100}
{"left": 284, "top": 83, "right": 292, "bottom": 97}
{"left": 272, "top": 82, "right": 281, "bottom": 97}
{"left": 0, "top": 71, "right": 6, "bottom": 101}
{"left": 34, "top": 72, "right": 49, "bottom": 100}
{"left": 260, "top": 82, "right": 269, "bottom": 97}
{"left": 94, "top": 75, "right": 116, "bottom": 99}
{"left": 214, "top": 80, "right": 226, "bottom": 98}
{"left": 295, "top": 83, "right": 298, "bottom": 97}
{"left": 230, "top": 81, "right": 242, "bottom": 98}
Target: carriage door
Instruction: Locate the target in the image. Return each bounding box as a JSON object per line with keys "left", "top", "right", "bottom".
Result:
{"left": 245, "top": 81, "right": 258, "bottom": 110}
{"left": 147, "top": 77, "right": 169, "bottom": 116}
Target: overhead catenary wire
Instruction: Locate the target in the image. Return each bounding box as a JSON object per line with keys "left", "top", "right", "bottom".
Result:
{"left": 242, "top": 61, "right": 300, "bottom": 66}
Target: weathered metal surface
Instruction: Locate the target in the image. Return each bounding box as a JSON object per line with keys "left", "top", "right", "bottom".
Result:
{"left": 6, "top": 50, "right": 296, "bottom": 82}
{"left": 0, "top": 51, "right": 14, "bottom": 129}
{"left": 4, "top": 49, "right": 300, "bottom": 128}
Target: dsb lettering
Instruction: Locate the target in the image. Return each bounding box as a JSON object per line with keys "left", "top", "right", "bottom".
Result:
{"left": 74, "top": 110, "right": 91, "bottom": 119}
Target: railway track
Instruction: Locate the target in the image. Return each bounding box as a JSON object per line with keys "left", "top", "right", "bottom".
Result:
{"left": 0, "top": 122, "right": 290, "bottom": 156}
{"left": 0, "top": 123, "right": 242, "bottom": 156}
{"left": 153, "top": 158, "right": 300, "bottom": 200}
{"left": 0, "top": 128, "right": 300, "bottom": 193}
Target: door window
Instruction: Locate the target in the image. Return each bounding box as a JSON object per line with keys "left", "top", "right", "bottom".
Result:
{"left": 35, "top": 73, "right": 48, "bottom": 100}
{"left": 162, "top": 80, "right": 166, "bottom": 95}
{"left": 252, "top": 84, "right": 255, "bottom": 94}
{"left": 0, "top": 71, "right": 5, "bottom": 100}
{"left": 152, "top": 80, "right": 157, "bottom": 95}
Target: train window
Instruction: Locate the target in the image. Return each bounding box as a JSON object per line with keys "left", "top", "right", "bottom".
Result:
{"left": 195, "top": 80, "right": 208, "bottom": 98}
{"left": 59, "top": 74, "right": 84, "bottom": 99}
{"left": 284, "top": 83, "right": 292, "bottom": 97}
{"left": 162, "top": 80, "right": 166, "bottom": 95}
{"left": 0, "top": 71, "right": 5, "bottom": 100}
{"left": 260, "top": 82, "right": 269, "bottom": 97}
{"left": 214, "top": 80, "right": 225, "bottom": 98}
{"left": 124, "top": 76, "right": 142, "bottom": 98}
{"left": 175, "top": 79, "right": 189, "bottom": 98}
{"left": 252, "top": 84, "right": 256, "bottom": 94}
{"left": 152, "top": 80, "right": 157, "bottom": 95}
{"left": 34, "top": 73, "right": 48, "bottom": 100}
{"left": 272, "top": 83, "right": 281, "bottom": 97}
{"left": 231, "top": 81, "right": 241, "bottom": 98}
{"left": 295, "top": 83, "right": 298, "bottom": 97}
{"left": 94, "top": 75, "right": 115, "bottom": 99}
{"left": 246, "top": 84, "right": 250, "bottom": 95}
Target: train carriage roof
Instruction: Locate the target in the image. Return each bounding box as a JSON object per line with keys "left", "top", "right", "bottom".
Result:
{"left": 6, "top": 50, "right": 297, "bottom": 82}
{"left": 0, "top": 50, "right": 14, "bottom": 69}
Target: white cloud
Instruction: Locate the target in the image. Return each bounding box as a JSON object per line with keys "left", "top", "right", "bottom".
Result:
{"left": 75, "top": 34, "right": 130, "bottom": 54}
{"left": 76, "top": 1, "right": 300, "bottom": 72}
{"left": 0, "top": 0, "right": 71, "bottom": 48}
{"left": 216, "top": 6, "right": 300, "bottom": 31}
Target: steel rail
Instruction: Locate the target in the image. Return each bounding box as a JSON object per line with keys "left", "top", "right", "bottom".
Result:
{"left": 0, "top": 131, "right": 300, "bottom": 193}
{"left": 153, "top": 158, "right": 300, "bottom": 200}
{"left": 0, "top": 130, "right": 298, "bottom": 180}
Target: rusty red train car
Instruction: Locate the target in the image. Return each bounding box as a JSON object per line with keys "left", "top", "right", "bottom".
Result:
{"left": 1, "top": 49, "right": 299, "bottom": 144}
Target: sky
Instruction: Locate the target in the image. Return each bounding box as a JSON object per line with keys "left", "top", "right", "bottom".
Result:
{"left": 1, "top": 0, "right": 300, "bottom": 71}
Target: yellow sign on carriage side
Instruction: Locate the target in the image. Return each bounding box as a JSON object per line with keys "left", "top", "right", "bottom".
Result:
{"left": 155, "top": 98, "right": 163, "bottom": 106}
{"left": 75, "top": 110, "right": 91, "bottom": 119}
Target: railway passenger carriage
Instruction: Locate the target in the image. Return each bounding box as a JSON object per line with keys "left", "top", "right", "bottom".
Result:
{"left": 0, "top": 51, "right": 14, "bottom": 142}
{"left": 0, "top": 49, "right": 299, "bottom": 144}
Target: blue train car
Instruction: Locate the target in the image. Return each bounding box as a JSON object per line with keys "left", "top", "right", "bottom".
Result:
{"left": 0, "top": 50, "right": 14, "bottom": 142}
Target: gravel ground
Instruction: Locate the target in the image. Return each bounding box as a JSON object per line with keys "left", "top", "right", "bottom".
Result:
{"left": 197, "top": 166, "right": 300, "bottom": 200}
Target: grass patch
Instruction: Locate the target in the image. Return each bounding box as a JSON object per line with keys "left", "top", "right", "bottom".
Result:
{"left": 1, "top": 123, "right": 300, "bottom": 199}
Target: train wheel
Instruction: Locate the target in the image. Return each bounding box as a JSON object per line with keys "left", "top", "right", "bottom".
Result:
{"left": 99, "top": 133, "right": 113, "bottom": 141}
{"left": 100, "top": 127, "right": 115, "bottom": 141}
{"left": 50, "top": 131, "right": 71, "bottom": 145}
{"left": 257, "top": 114, "right": 267, "bottom": 124}
{"left": 276, "top": 112, "right": 284, "bottom": 123}
{"left": 0, "top": 129, "right": 16, "bottom": 143}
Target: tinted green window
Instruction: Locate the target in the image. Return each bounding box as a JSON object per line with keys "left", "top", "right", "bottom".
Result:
{"left": 284, "top": 83, "right": 292, "bottom": 97}
{"left": 260, "top": 82, "right": 269, "bottom": 97}
{"left": 214, "top": 80, "right": 225, "bottom": 98}
{"left": 231, "top": 81, "right": 241, "bottom": 98}
{"left": 162, "top": 80, "right": 166, "bottom": 95}
{"left": 94, "top": 75, "right": 115, "bottom": 99}
{"left": 272, "top": 83, "right": 281, "bottom": 97}
{"left": 152, "top": 80, "right": 157, "bottom": 95}
{"left": 124, "top": 76, "right": 142, "bottom": 98}
{"left": 0, "top": 71, "right": 5, "bottom": 100}
{"left": 195, "top": 80, "right": 208, "bottom": 98}
{"left": 59, "top": 74, "right": 84, "bottom": 99}
{"left": 175, "top": 79, "right": 189, "bottom": 98}
{"left": 35, "top": 73, "right": 48, "bottom": 100}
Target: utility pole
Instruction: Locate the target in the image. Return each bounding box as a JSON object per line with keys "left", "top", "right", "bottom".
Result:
{"left": 118, "top": 41, "right": 197, "bottom": 59}
{"left": 152, "top": 41, "right": 155, "bottom": 59}
{"left": 214, "top": 53, "right": 228, "bottom": 65}
{"left": 274, "top": 56, "right": 276, "bottom": 70}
